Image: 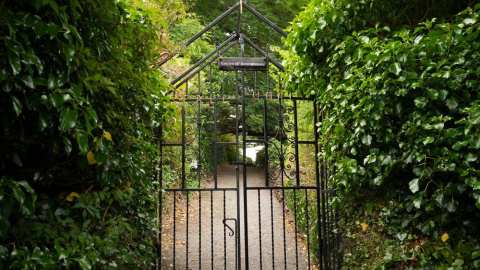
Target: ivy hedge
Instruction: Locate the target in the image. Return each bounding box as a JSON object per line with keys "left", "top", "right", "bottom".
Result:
{"left": 0, "top": 0, "right": 177, "bottom": 268}
{"left": 286, "top": 0, "right": 480, "bottom": 268}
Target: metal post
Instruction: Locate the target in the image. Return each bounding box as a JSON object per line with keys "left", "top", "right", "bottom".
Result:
{"left": 234, "top": 40, "right": 242, "bottom": 270}
{"left": 157, "top": 125, "right": 162, "bottom": 270}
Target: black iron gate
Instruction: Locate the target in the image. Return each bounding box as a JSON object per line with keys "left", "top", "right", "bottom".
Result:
{"left": 156, "top": 2, "right": 340, "bottom": 269}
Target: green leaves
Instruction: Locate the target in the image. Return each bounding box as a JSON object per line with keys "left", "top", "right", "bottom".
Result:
{"left": 0, "top": 0, "right": 174, "bottom": 268}
{"left": 60, "top": 108, "right": 78, "bottom": 132}
{"left": 63, "top": 44, "right": 75, "bottom": 63}
{"left": 389, "top": 62, "right": 402, "bottom": 75}
{"left": 286, "top": 2, "right": 480, "bottom": 268}
{"left": 0, "top": 178, "right": 37, "bottom": 217}
{"left": 11, "top": 96, "right": 22, "bottom": 117}
{"left": 414, "top": 97, "right": 428, "bottom": 108}
{"left": 75, "top": 256, "right": 92, "bottom": 270}
{"left": 362, "top": 135, "right": 372, "bottom": 146}
{"left": 446, "top": 98, "right": 459, "bottom": 110}
{"left": 9, "top": 56, "right": 21, "bottom": 75}
{"left": 423, "top": 136, "right": 434, "bottom": 145}
{"left": 74, "top": 129, "right": 88, "bottom": 155}
{"left": 409, "top": 178, "right": 420, "bottom": 193}
{"left": 19, "top": 74, "right": 35, "bottom": 89}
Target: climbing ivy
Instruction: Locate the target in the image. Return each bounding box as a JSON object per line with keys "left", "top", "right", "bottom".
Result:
{"left": 0, "top": 0, "right": 184, "bottom": 268}
{"left": 286, "top": 0, "right": 480, "bottom": 268}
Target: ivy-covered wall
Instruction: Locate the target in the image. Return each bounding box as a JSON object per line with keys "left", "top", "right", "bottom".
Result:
{"left": 286, "top": 0, "right": 480, "bottom": 268}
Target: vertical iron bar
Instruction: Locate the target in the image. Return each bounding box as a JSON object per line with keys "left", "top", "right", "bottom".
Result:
{"left": 182, "top": 102, "right": 186, "bottom": 189}
{"left": 336, "top": 193, "right": 341, "bottom": 270}
{"left": 305, "top": 189, "right": 311, "bottom": 269}
{"left": 323, "top": 170, "right": 329, "bottom": 269}
{"left": 210, "top": 64, "right": 213, "bottom": 94}
{"left": 331, "top": 193, "right": 335, "bottom": 268}
{"left": 199, "top": 191, "right": 202, "bottom": 269}
{"left": 279, "top": 87, "right": 287, "bottom": 270}
{"left": 241, "top": 49, "right": 250, "bottom": 269}
{"left": 224, "top": 190, "right": 227, "bottom": 270}
{"left": 214, "top": 100, "right": 218, "bottom": 189}
{"left": 254, "top": 50, "right": 257, "bottom": 92}
{"left": 158, "top": 126, "right": 163, "bottom": 269}
{"left": 186, "top": 191, "right": 190, "bottom": 270}
{"left": 222, "top": 71, "right": 225, "bottom": 98}
{"left": 258, "top": 189, "right": 263, "bottom": 270}
{"left": 294, "top": 189, "right": 299, "bottom": 270}
{"left": 236, "top": 1, "right": 242, "bottom": 34}
{"left": 173, "top": 191, "right": 176, "bottom": 268}
{"left": 266, "top": 63, "right": 269, "bottom": 95}
{"left": 263, "top": 97, "right": 269, "bottom": 187}
{"left": 234, "top": 41, "right": 242, "bottom": 270}
{"left": 270, "top": 189, "right": 275, "bottom": 270}
{"left": 331, "top": 194, "right": 334, "bottom": 268}
{"left": 294, "top": 100, "right": 300, "bottom": 187}
{"left": 314, "top": 103, "right": 325, "bottom": 269}
{"left": 198, "top": 72, "right": 202, "bottom": 189}
{"left": 211, "top": 191, "right": 214, "bottom": 269}
{"left": 327, "top": 193, "right": 332, "bottom": 268}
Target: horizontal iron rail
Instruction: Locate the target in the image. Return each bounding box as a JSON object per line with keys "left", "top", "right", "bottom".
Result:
{"left": 162, "top": 143, "right": 182, "bottom": 146}
{"left": 175, "top": 42, "right": 236, "bottom": 89}
{"left": 217, "top": 142, "right": 237, "bottom": 146}
{"left": 169, "top": 96, "right": 313, "bottom": 102}
{"left": 163, "top": 188, "right": 238, "bottom": 192}
{"left": 242, "top": 2, "right": 287, "bottom": 37}
{"left": 322, "top": 189, "right": 337, "bottom": 194}
{"left": 246, "top": 186, "right": 319, "bottom": 190}
{"left": 241, "top": 34, "right": 284, "bottom": 72}
{"left": 298, "top": 140, "right": 316, "bottom": 145}
{"left": 243, "top": 94, "right": 312, "bottom": 101}
{"left": 158, "top": 3, "right": 240, "bottom": 67}
{"left": 171, "top": 34, "right": 237, "bottom": 85}
{"left": 171, "top": 98, "right": 238, "bottom": 102}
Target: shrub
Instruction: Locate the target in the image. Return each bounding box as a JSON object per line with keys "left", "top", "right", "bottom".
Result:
{"left": 0, "top": 0, "right": 181, "bottom": 268}
{"left": 286, "top": 1, "right": 480, "bottom": 268}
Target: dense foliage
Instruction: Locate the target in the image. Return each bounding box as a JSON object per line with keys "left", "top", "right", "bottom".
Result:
{"left": 286, "top": 0, "right": 480, "bottom": 268}
{"left": 0, "top": 0, "right": 184, "bottom": 268}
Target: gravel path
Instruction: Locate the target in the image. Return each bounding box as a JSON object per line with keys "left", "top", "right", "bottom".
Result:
{"left": 161, "top": 165, "right": 314, "bottom": 269}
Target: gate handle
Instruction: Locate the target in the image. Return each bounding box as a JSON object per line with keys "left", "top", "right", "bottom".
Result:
{"left": 223, "top": 218, "right": 236, "bottom": 237}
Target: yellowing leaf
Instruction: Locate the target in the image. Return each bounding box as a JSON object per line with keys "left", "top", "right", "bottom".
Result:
{"left": 102, "top": 131, "right": 113, "bottom": 142}
{"left": 361, "top": 222, "right": 368, "bottom": 231}
{"left": 441, "top": 232, "right": 449, "bottom": 242}
{"left": 87, "top": 151, "right": 96, "bottom": 165}
{"left": 66, "top": 192, "right": 80, "bottom": 201}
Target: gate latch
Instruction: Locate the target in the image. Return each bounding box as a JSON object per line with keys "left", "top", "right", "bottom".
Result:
{"left": 223, "top": 218, "right": 236, "bottom": 237}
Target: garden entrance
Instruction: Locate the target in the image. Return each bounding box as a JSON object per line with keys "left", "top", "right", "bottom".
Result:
{"left": 157, "top": 2, "right": 339, "bottom": 269}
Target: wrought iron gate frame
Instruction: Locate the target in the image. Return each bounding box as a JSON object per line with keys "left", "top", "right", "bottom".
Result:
{"left": 156, "top": 2, "right": 340, "bottom": 269}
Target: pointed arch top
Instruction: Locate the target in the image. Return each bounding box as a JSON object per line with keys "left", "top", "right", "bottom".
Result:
{"left": 158, "top": 2, "right": 287, "bottom": 68}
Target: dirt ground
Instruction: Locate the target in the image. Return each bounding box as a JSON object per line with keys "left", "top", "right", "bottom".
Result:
{"left": 160, "top": 165, "right": 317, "bottom": 270}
